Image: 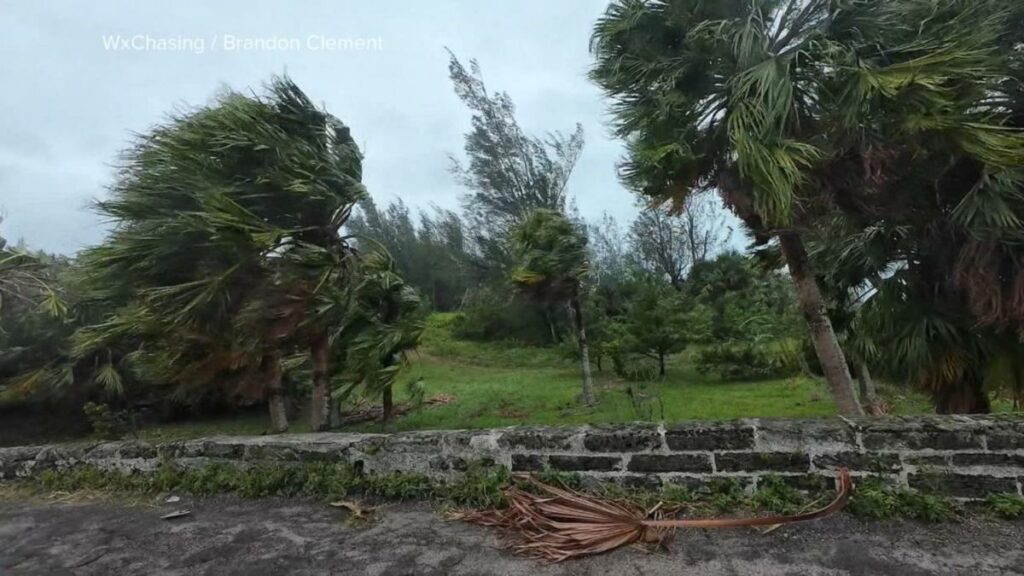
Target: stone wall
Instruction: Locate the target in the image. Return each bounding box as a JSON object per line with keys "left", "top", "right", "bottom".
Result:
{"left": 2, "top": 415, "right": 1022, "bottom": 500}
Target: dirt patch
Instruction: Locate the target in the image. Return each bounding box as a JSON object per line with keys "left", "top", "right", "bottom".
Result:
{"left": 0, "top": 492, "right": 1022, "bottom": 575}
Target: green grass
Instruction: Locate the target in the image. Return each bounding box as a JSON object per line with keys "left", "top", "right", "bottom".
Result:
{"left": 357, "top": 353, "right": 838, "bottom": 432}
{"left": 133, "top": 312, "right": 961, "bottom": 440}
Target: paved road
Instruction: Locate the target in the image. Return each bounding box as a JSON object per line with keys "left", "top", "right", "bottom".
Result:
{"left": 1, "top": 494, "right": 1022, "bottom": 575}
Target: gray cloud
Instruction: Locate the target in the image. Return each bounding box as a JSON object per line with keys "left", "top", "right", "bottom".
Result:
{"left": 0, "top": 0, "right": 648, "bottom": 255}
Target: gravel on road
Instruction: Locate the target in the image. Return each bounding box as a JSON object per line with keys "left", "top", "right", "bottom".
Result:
{"left": 1, "top": 493, "right": 1022, "bottom": 575}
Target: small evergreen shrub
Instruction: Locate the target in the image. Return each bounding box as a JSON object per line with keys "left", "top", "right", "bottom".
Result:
{"left": 695, "top": 340, "right": 802, "bottom": 380}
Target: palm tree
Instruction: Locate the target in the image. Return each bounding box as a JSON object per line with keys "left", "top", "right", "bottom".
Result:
{"left": 76, "top": 76, "right": 366, "bottom": 432}
{"left": 340, "top": 251, "right": 424, "bottom": 426}
{"left": 590, "top": 0, "right": 1024, "bottom": 415}
{"left": 799, "top": 1, "right": 1024, "bottom": 413}
{"left": 511, "top": 209, "right": 596, "bottom": 405}
{"left": 0, "top": 233, "right": 73, "bottom": 398}
{"left": 0, "top": 234, "right": 65, "bottom": 322}
{"left": 589, "top": 0, "right": 862, "bottom": 413}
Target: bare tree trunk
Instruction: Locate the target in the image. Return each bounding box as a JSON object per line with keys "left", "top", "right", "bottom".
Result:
{"left": 544, "top": 307, "right": 560, "bottom": 344}
{"left": 328, "top": 399, "right": 343, "bottom": 428}
{"left": 658, "top": 352, "right": 666, "bottom": 376}
{"left": 568, "top": 293, "right": 596, "bottom": 406}
{"left": 309, "top": 330, "right": 330, "bottom": 431}
{"left": 777, "top": 233, "right": 863, "bottom": 416}
{"left": 382, "top": 385, "right": 394, "bottom": 425}
{"left": 264, "top": 351, "right": 289, "bottom": 433}
{"left": 857, "top": 361, "right": 881, "bottom": 415}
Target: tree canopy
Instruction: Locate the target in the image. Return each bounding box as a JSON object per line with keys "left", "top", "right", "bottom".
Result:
{"left": 73, "top": 76, "right": 369, "bottom": 429}
{"left": 591, "top": 0, "right": 1024, "bottom": 413}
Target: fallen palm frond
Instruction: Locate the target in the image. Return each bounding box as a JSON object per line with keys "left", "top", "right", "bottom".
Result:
{"left": 451, "top": 468, "right": 852, "bottom": 563}
{"left": 329, "top": 499, "right": 377, "bottom": 525}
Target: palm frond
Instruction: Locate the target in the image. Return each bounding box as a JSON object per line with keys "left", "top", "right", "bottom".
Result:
{"left": 453, "top": 468, "right": 852, "bottom": 563}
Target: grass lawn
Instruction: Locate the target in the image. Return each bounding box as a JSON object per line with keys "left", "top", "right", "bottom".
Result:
{"left": 136, "top": 313, "right": 948, "bottom": 441}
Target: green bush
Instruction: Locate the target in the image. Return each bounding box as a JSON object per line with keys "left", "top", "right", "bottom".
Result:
{"left": 446, "top": 463, "right": 511, "bottom": 508}
{"left": 751, "top": 475, "right": 806, "bottom": 515}
{"left": 454, "top": 286, "right": 557, "bottom": 345}
{"left": 82, "top": 402, "right": 133, "bottom": 440}
{"left": 420, "top": 312, "right": 564, "bottom": 368}
{"left": 985, "top": 493, "right": 1024, "bottom": 519}
{"left": 705, "top": 477, "right": 747, "bottom": 512}
{"left": 695, "top": 340, "right": 803, "bottom": 380}
{"left": 847, "top": 478, "right": 955, "bottom": 522}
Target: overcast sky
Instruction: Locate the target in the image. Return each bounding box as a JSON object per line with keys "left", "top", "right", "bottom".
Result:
{"left": 0, "top": 0, "right": 652, "bottom": 255}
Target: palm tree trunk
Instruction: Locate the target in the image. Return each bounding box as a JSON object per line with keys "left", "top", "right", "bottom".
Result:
{"left": 264, "top": 351, "right": 289, "bottom": 433}
{"left": 777, "top": 232, "right": 863, "bottom": 416}
{"left": 857, "top": 361, "right": 881, "bottom": 415}
{"left": 382, "top": 385, "right": 394, "bottom": 425}
{"left": 567, "top": 293, "right": 596, "bottom": 406}
{"left": 309, "top": 330, "right": 330, "bottom": 431}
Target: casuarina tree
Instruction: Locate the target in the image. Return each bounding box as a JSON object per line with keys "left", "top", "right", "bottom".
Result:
{"left": 447, "top": 50, "right": 585, "bottom": 268}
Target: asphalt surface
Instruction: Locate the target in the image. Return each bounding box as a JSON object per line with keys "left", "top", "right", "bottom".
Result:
{"left": 1, "top": 493, "right": 1022, "bottom": 575}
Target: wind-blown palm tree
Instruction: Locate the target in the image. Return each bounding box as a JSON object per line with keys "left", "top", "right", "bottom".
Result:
{"left": 335, "top": 251, "right": 424, "bottom": 426}
{"left": 794, "top": 1, "right": 1024, "bottom": 413}
{"left": 76, "top": 76, "right": 366, "bottom": 431}
{"left": 511, "top": 209, "right": 596, "bottom": 405}
{"left": 0, "top": 235, "right": 65, "bottom": 323}
{"left": 0, "top": 234, "right": 73, "bottom": 398}
{"left": 590, "top": 0, "right": 1024, "bottom": 414}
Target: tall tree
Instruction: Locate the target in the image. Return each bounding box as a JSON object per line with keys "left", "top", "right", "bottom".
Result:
{"left": 511, "top": 210, "right": 596, "bottom": 405}
{"left": 630, "top": 193, "right": 732, "bottom": 288}
{"left": 447, "top": 50, "right": 585, "bottom": 268}
{"left": 75, "top": 76, "right": 366, "bottom": 432}
{"left": 592, "top": 0, "right": 1024, "bottom": 414}
{"left": 591, "top": 0, "right": 1024, "bottom": 414}
{"left": 590, "top": 0, "right": 864, "bottom": 414}
{"left": 347, "top": 197, "right": 472, "bottom": 311}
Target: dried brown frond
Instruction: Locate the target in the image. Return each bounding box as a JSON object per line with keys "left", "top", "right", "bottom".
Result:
{"left": 452, "top": 468, "right": 852, "bottom": 563}
{"left": 1010, "top": 270, "right": 1024, "bottom": 328}
{"left": 954, "top": 240, "right": 1005, "bottom": 326}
